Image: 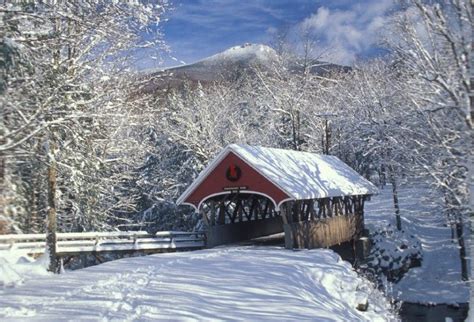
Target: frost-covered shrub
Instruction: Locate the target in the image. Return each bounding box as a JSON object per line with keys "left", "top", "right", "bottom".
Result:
{"left": 132, "top": 202, "right": 198, "bottom": 233}
{"left": 361, "top": 226, "right": 422, "bottom": 284}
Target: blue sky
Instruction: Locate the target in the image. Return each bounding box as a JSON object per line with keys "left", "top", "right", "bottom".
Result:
{"left": 141, "top": 0, "right": 396, "bottom": 69}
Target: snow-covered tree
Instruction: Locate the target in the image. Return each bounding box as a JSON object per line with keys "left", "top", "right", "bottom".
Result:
{"left": 323, "top": 59, "right": 425, "bottom": 231}
{"left": 252, "top": 53, "right": 327, "bottom": 151}
{"left": 385, "top": 0, "right": 472, "bottom": 280}
{"left": 1, "top": 1, "right": 168, "bottom": 271}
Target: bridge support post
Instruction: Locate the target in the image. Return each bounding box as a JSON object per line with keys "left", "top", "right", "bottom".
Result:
{"left": 200, "top": 208, "right": 212, "bottom": 248}
{"left": 280, "top": 205, "right": 294, "bottom": 249}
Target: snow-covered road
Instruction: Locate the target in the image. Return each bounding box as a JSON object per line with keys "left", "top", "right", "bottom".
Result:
{"left": 0, "top": 247, "right": 393, "bottom": 321}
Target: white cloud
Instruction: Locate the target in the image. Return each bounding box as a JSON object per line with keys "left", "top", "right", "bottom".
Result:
{"left": 297, "top": 0, "right": 395, "bottom": 65}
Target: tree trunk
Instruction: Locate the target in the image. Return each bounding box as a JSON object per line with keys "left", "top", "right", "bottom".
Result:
{"left": 0, "top": 153, "right": 4, "bottom": 189}
{"left": 469, "top": 0, "right": 474, "bottom": 129}
{"left": 380, "top": 164, "right": 387, "bottom": 186}
{"left": 468, "top": 2, "right": 474, "bottom": 320}
{"left": 451, "top": 223, "right": 456, "bottom": 242}
{"left": 320, "top": 119, "right": 330, "bottom": 154}
{"left": 27, "top": 170, "right": 40, "bottom": 233}
{"left": 46, "top": 156, "right": 60, "bottom": 273}
{"left": 0, "top": 144, "right": 5, "bottom": 232}
{"left": 455, "top": 219, "right": 469, "bottom": 281}
{"left": 320, "top": 119, "right": 332, "bottom": 155}
{"left": 388, "top": 166, "right": 402, "bottom": 230}
{"left": 292, "top": 111, "right": 301, "bottom": 151}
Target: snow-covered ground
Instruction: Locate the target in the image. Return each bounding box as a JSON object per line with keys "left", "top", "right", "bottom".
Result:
{"left": 1, "top": 184, "right": 467, "bottom": 319}
{"left": 0, "top": 251, "right": 51, "bottom": 288}
{"left": 0, "top": 247, "right": 394, "bottom": 321}
{"left": 365, "top": 185, "right": 470, "bottom": 305}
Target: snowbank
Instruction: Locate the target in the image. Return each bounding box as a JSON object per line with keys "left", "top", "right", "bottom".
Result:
{"left": 0, "top": 247, "right": 395, "bottom": 321}
{"left": 0, "top": 250, "right": 51, "bottom": 288}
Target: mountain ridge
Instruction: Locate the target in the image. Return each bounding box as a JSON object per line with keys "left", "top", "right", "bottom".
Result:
{"left": 141, "top": 43, "right": 350, "bottom": 93}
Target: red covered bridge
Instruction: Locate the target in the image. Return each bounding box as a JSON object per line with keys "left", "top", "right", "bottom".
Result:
{"left": 177, "top": 144, "right": 378, "bottom": 248}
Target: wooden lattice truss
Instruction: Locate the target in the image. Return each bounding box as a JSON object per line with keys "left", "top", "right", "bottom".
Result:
{"left": 200, "top": 193, "right": 368, "bottom": 226}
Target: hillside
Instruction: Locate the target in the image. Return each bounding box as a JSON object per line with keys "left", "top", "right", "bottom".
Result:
{"left": 164, "top": 43, "right": 279, "bottom": 80}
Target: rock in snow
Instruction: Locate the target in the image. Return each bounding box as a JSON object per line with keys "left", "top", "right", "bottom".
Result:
{"left": 0, "top": 247, "right": 395, "bottom": 321}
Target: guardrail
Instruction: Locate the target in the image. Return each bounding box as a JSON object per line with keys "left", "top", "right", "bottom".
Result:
{"left": 0, "top": 231, "right": 206, "bottom": 255}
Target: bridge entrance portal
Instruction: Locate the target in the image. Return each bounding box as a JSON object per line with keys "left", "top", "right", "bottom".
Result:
{"left": 199, "top": 192, "right": 283, "bottom": 247}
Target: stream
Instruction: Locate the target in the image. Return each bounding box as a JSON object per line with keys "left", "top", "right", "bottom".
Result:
{"left": 399, "top": 302, "right": 469, "bottom": 322}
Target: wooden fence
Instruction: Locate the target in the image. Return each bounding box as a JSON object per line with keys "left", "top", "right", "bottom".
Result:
{"left": 0, "top": 231, "right": 205, "bottom": 256}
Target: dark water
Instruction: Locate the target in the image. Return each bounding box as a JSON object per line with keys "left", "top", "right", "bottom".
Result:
{"left": 399, "top": 302, "right": 469, "bottom": 322}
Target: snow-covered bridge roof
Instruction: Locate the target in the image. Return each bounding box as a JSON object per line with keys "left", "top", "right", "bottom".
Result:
{"left": 177, "top": 144, "right": 378, "bottom": 210}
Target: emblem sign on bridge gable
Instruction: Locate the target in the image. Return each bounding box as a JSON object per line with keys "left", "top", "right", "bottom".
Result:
{"left": 226, "top": 164, "right": 241, "bottom": 182}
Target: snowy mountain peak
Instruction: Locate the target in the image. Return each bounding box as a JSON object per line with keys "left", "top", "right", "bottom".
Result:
{"left": 199, "top": 43, "right": 279, "bottom": 66}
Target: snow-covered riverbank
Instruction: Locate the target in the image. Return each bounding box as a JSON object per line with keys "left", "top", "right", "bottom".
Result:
{"left": 365, "top": 185, "right": 470, "bottom": 305}
{"left": 0, "top": 247, "right": 394, "bottom": 321}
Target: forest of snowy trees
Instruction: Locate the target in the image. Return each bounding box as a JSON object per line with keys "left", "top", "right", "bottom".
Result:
{"left": 1, "top": 0, "right": 472, "bottom": 278}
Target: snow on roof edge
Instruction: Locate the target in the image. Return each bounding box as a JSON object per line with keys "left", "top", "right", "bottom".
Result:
{"left": 177, "top": 144, "right": 378, "bottom": 207}
{"left": 231, "top": 144, "right": 378, "bottom": 199}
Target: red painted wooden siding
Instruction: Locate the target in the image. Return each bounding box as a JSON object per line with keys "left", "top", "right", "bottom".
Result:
{"left": 185, "top": 152, "right": 289, "bottom": 208}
